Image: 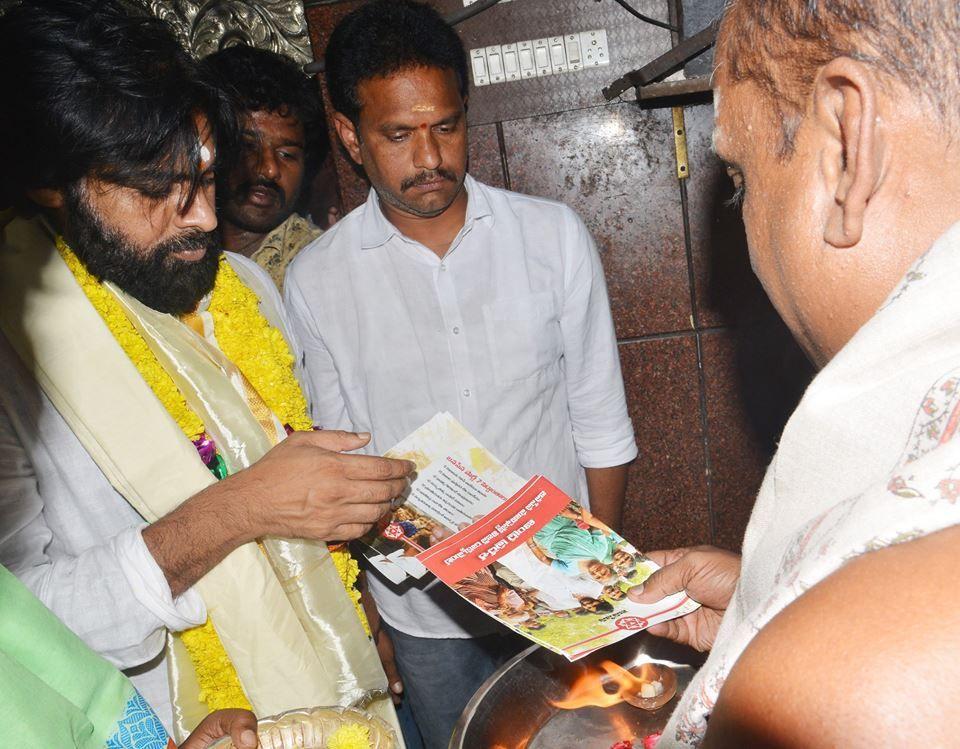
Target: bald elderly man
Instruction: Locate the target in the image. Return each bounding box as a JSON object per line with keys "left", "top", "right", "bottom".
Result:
{"left": 629, "top": 2, "right": 960, "bottom": 746}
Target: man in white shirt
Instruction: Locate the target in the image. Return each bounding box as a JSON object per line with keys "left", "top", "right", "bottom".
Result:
{"left": 284, "top": 2, "right": 637, "bottom": 746}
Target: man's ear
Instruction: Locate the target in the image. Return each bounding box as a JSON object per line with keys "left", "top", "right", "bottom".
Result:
{"left": 814, "top": 57, "right": 883, "bottom": 248}
{"left": 332, "top": 112, "right": 363, "bottom": 166}
{"left": 25, "top": 187, "right": 65, "bottom": 209}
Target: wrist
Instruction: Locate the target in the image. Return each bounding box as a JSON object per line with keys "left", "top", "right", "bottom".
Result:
{"left": 194, "top": 477, "right": 262, "bottom": 547}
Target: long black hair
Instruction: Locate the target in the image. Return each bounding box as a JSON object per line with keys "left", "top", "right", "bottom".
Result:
{"left": 0, "top": 0, "right": 237, "bottom": 211}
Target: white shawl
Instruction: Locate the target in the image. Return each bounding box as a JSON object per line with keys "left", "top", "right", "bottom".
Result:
{"left": 0, "top": 215, "right": 400, "bottom": 742}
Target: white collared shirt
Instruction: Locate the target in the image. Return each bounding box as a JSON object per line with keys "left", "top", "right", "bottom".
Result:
{"left": 285, "top": 175, "right": 637, "bottom": 638}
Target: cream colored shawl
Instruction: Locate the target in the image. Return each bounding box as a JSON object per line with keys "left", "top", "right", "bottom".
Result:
{"left": 661, "top": 223, "right": 960, "bottom": 746}
{"left": 0, "top": 215, "right": 400, "bottom": 742}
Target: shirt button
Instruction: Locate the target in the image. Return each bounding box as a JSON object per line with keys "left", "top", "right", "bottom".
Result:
{"left": 452, "top": 326, "right": 460, "bottom": 335}
{"left": 440, "top": 263, "right": 447, "bottom": 271}
{"left": 462, "top": 388, "right": 471, "bottom": 397}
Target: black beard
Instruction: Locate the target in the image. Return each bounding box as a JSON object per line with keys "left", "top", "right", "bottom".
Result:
{"left": 64, "top": 186, "right": 221, "bottom": 315}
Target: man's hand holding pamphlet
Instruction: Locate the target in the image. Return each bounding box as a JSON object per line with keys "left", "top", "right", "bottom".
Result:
{"left": 358, "top": 412, "right": 699, "bottom": 660}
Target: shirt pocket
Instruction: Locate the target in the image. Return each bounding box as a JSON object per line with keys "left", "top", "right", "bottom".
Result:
{"left": 482, "top": 291, "right": 562, "bottom": 385}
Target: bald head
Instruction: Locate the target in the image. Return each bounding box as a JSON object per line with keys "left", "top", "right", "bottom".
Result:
{"left": 717, "top": 0, "right": 960, "bottom": 155}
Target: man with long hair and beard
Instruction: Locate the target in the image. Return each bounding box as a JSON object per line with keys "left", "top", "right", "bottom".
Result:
{"left": 61, "top": 179, "right": 223, "bottom": 316}
{"left": 0, "top": 0, "right": 413, "bottom": 744}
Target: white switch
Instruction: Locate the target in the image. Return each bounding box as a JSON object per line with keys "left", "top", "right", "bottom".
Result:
{"left": 518, "top": 41, "right": 535, "bottom": 77}
{"left": 469, "top": 48, "right": 489, "bottom": 86}
{"left": 533, "top": 38, "right": 552, "bottom": 76}
{"left": 549, "top": 36, "right": 567, "bottom": 73}
{"left": 501, "top": 42, "right": 520, "bottom": 80}
{"left": 580, "top": 29, "right": 610, "bottom": 68}
{"left": 471, "top": 29, "right": 609, "bottom": 86}
{"left": 485, "top": 45, "right": 504, "bottom": 82}
{"left": 565, "top": 33, "right": 582, "bottom": 70}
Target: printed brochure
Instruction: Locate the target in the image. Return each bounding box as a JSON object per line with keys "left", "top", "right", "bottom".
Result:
{"left": 358, "top": 412, "right": 700, "bottom": 660}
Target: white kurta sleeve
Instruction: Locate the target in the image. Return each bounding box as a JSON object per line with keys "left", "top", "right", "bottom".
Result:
{"left": 559, "top": 211, "right": 638, "bottom": 468}
{"left": 0, "top": 400, "right": 206, "bottom": 670}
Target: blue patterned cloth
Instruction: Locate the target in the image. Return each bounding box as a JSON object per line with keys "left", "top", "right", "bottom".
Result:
{"left": 106, "top": 692, "right": 171, "bottom": 749}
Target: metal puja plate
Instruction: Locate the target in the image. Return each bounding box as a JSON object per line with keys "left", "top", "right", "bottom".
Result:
{"left": 450, "top": 634, "right": 705, "bottom": 749}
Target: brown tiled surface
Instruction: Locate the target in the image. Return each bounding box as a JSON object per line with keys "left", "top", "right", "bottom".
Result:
{"left": 328, "top": 149, "right": 372, "bottom": 215}
{"left": 467, "top": 124, "right": 507, "bottom": 190}
{"left": 701, "top": 327, "right": 813, "bottom": 549}
{"left": 304, "top": 1, "right": 364, "bottom": 55}
{"left": 619, "top": 336, "right": 712, "bottom": 550}
{"left": 305, "top": 1, "right": 370, "bottom": 214}
{"left": 457, "top": 0, "right": 673, "bottom": 125}
{"left": 683, "top": 103, "right": 774, "bottom": 329}
{"left": 501, "top": 104, "right": 690, "bottom": 339}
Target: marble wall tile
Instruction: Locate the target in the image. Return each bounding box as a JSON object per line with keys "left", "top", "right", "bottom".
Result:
{"left": 701, "top": 327, "right": 813, "bottom": 548}
{"left": 467, "top": 123, "right": 507, "bottom": 190}
{"left": 619, "top": 336, "right": 713, "bottom": 550}
{"left": 682, "top": 103, "right": 773, "bottom": 329}
{"left": 501, "top": 104, "right": 691, "bottom": 339}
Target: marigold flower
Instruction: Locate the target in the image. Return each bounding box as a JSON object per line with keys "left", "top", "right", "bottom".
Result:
{"left": 327, "top": 722, "right": 371, "bottom": 749}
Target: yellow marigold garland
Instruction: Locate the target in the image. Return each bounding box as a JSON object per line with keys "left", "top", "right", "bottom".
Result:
{"left": 207, "top": 262, "right": 312, "bottom": 432}
{"left": 327, "top": 722, "right": 372, "bottom": 749}
{"left": 330, "top": 544, "right": 369, "bottom": 637}
{"left": 55, "top": 239, "right": 205, "bottom": 441}
{"left": 56, "top": 239, "right": 369, "bottom": 709}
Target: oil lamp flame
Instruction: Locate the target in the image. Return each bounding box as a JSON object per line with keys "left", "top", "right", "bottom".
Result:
{"left": 550, "top": 660, "right": 677, "bottom": 711}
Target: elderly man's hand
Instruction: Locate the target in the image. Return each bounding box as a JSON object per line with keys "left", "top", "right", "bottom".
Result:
{"left": 628, "top": 546, "right": 741, "bottom": 652}
{"left": 235, "top": 430, "right": 415, "bottom": 542}
{"left": 180, "top": 709, "right": 258, "bottom": 748}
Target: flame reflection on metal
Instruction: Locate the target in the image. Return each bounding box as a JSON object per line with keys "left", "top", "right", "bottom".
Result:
{"left": 450, "top": 635, "right": 705, "bottom": 749}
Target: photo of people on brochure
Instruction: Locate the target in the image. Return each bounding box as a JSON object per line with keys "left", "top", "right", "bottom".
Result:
{"left": 357, "top": 411, "right": 527, "bottom": 583}
{"left": 420, "top": 472, "right": 699, "bottom": 660}
{"left": 362, "top": 412, "right": 699, "bottom": 659}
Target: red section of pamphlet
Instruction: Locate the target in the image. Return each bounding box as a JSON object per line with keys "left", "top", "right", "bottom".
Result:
{"left": 417, "top": 475, "right": 570, "bottom": 585}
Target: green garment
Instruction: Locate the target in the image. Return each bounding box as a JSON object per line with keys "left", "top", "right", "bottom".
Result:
{"left": 534, "top": 516, "right": 618, "bottom": 567}
{"left": 0, "top": 565, "right": 174, "bottom": 748}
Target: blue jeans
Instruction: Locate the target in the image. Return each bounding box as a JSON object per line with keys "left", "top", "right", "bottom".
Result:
{"left": 382, "top": 622, "right": 524, "bottom": 749}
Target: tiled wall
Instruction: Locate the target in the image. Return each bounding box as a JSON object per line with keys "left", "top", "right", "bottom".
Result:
{"left": 304, "top": 0, "right": 814, "bottom": 552}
